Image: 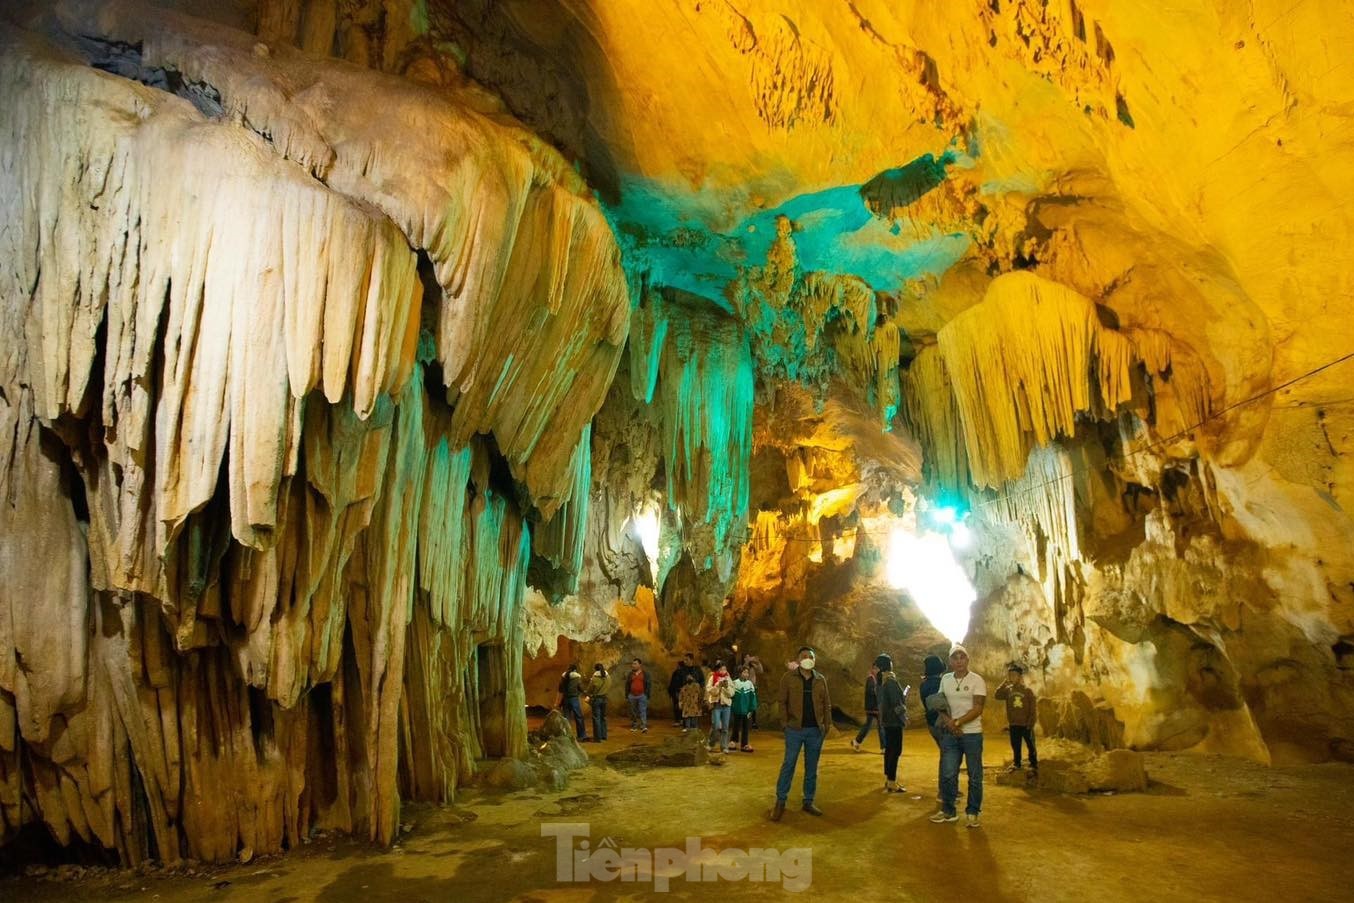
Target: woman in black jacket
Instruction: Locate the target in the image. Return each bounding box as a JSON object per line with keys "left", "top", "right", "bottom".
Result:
{"left": 876, "top": 654, "right": 909, "bottom": 793}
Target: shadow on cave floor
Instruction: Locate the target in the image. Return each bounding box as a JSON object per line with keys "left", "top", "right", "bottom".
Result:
{"left": 7, "top": 726, "right": 1354, "bottom": 902}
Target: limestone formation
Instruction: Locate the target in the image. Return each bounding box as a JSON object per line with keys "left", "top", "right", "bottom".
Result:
{"left": 0, "top": 0, "right": 626, "bottom": 863}
{"left": 3, "top": 0, "right": 1354, "bottom": 870}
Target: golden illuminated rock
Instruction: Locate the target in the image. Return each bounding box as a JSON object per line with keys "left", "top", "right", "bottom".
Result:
{"left": 3, "top": 0, "right": 1354, "bottom": 870}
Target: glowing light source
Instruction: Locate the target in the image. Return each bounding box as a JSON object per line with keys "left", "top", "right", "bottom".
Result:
{"left": 948, "top": 521, "right": 972, "bottom": 549}
{"left": 886, "top": 526, "right": 976, "bottom": 643}
{"left": 631, "top": 506, "right": 661, "bottom": 582}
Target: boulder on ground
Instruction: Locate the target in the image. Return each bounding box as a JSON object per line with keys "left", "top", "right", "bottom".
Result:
{"left": 606, "top": 733, "right": 713, "bottom": 770}
{"left": 995, "top": 738, "right": 1149, "bottom": 794}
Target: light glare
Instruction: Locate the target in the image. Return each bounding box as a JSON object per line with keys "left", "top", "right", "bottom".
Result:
{"left": 632, "top": 507, "right": 661, "bottom": 581}
{"left": 886, "top": 526, "right": 975, "bottom": 643}
{"left": 948, "top": 521, "right": 972, "bottom": 549}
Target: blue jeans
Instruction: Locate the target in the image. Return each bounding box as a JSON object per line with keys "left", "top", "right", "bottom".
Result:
{"left": 566, "top": 696, "right": 587, "bottom": 740}
{"left": 627, "top": 694, "right": 648, "bottom": 729}
{"left": 709, "top": 704, "right": 731, "bottom": 748}
{"left": 940, "top": 732, "right": 984, "bottom": 816}
{"left": 591, "top": 696, "right": 608, "bottom": 740}
{"left": 854, "top": 713, "right": 885, "bottom": 748}
{"left": 776, "top": 726, "right": 825, "bottom": 804}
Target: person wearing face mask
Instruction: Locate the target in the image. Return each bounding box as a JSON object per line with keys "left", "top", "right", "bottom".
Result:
{"left": 770, "top": 646, "right": 832, "bottom": 821}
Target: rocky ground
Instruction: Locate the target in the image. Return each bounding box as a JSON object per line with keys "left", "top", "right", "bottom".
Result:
{"left": 5, "top": 721, "right": 1352, "bottom": 902}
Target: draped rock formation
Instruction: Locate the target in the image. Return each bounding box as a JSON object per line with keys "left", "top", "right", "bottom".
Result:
{"left": 0, "top": 0, "right": 626, "bottom": 864}
{"left": 4, "top": 0, "right": 1354, "bottom": 869}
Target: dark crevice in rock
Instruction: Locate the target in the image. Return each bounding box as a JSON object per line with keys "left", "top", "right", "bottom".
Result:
{"left": 73, "top": 35, "right": 225, "bottom": 119}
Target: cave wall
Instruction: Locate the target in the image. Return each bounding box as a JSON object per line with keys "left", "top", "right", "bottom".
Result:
{"left": 4, "top": 0, "right": 1354, "bottom": 867}
{"left": 0, "top": 0, "right": 627, "bottom": 863}
{"left": 482, "top": 1, "right": 1354, "bottom": 763}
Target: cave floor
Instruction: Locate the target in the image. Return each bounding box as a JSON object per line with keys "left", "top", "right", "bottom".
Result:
{"left": 8, "top": 723, "right": 1354, "bottom": 902}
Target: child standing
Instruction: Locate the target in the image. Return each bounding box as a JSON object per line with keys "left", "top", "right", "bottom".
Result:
{"left": 679, "top": 673, "right": 703, "bottom": 732}
{"left": 705, "top": 660, "right": 735, "bottom": 752}
{"left": 995, "top": 663, "right": 1038, "bottom": 773}
{"left": 731, "top": 665, "right": 759, "bottom": 751}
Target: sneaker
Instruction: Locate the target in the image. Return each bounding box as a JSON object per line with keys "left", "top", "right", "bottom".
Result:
{"left": 740, "top": 745, "right": 754, "bottom": 752}
{"left": 801, "top": 803, "right": 823, "bottom": 816}
{"left": 885, "top": 782, "right": 906, "bottom": 793}
{"left": 929, "top": 811, "right": 959, "bottom": 824}
{"left": 967, "top": 814, "right": 981, "bottom": 829}
{"left": 850, "top": 739, "right": 862, "bottom": 752}
{"left": 629, "top": 727, "right": 638, "bottom": 733}
{"left": 641, "top": 727, "right": 648, "bottom": 733}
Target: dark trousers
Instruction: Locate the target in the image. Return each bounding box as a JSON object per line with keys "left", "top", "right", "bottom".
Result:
{"left": 670, "top": 691, "right": 682, "bottom": 722}
{"left": 1010, "top": 724, "right": 1038, "bottom": 767}
{"left": 855, "top": 712, "right": 885, "bottom": 748}
{"left": 590, "top": 696, "right": 608, "bottom": 740}
{"left": 733, "top": 713, "right": 751, "bottom": 747}
{"left": 566, "top": 696, "right": 587, "bottom": 740}
{"left": 883, "top": 725, "right": 903, "bottom": 782}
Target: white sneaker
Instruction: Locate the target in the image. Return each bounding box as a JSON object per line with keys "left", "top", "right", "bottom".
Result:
{"left": 850, "top": 739, "right": 862, "bottom": 752}
{"left": 966, "top": 814, "right": 981, "bottom": 828}
{"left": 929, "top": 811, "right": 959, "bottom": 824}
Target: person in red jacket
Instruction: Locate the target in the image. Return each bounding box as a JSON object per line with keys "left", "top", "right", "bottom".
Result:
{"left": 625, "top": 658, "right": 651, "bottom": 733}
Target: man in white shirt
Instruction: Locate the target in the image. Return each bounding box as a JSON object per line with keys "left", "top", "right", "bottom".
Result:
{"left": 929, "top": 644, "right": 986, "bottom": 827}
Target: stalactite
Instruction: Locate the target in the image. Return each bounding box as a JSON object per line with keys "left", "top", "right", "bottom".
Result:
{"left": 987, "top": 444, "right": 1083, "bottom": 568}
{"left": 937, "top": 271, "right": 1137, "bottom": 489}
{"left": 650, "top": 294, "right": 756, "bottom": 577}
{"left": 0, "top": 29, "right": 421, "bottom": 564}
{"left": 29, "top": 0, "right": 630, "bottom": 516}
{"left": 901, "top": 345, "right": 971, "bottom": 490}
{"left": 532, "top": 426, "right": 594, "bottom": 598}
{"left": 1128, "top": 327, "right": 1212, "bottom": 433}
{"left": 0, "top": 5, "right": 624, "bottom": 864}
